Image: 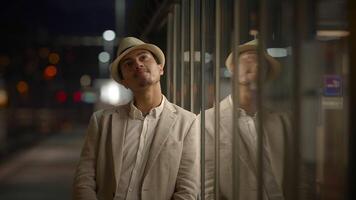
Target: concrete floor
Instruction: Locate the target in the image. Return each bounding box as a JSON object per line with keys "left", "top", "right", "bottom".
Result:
{"left": 0, "top": 128, "right": 85, "bottom": 200}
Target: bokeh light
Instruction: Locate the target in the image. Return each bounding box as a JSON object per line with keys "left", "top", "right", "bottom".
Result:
{"left": 80, "top": 74, "right": 92, "bottom": 87}
{"left": 73, "top": 91, "right": 82, "bottom": 103}
{"left": 98, "top": 52, "right": 110, "bottom": 63}
{"left": 102, "top": 30, "right": 116, "bottom": 41}
{"left": 82, "top": 91, "right": 97, "bottom": 103}
{"left": 48, "top": 53, "right": 60, "bottom": 64}
{"left": 0, "top": 89, "right": 8, "bottom": 107}
{"left": 16, "top": 81, "right": 29, "bottom": 94}
{"left": 44, "top": 65, "right": 57, "bottom": 80}
{"left": 56, "top": 90, "right": 67, "bottom": 103}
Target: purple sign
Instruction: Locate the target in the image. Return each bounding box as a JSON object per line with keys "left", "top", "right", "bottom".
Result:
{"left": 324, "top": 75, "right": 342, "bottom": 96}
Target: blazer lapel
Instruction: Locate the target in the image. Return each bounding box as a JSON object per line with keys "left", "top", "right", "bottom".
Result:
{"left": 220, "top": 96, "right": 258, "bottom": 175}
{"left": 143, "top": 102, "right": 177, "bottom": 177}
{"left": 111, "top": 107, "right": 128, "bottom": 185}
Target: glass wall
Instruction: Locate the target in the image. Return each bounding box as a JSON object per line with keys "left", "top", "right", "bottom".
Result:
{"left": 164, "top": 0, "right": 350, "bottom": 199}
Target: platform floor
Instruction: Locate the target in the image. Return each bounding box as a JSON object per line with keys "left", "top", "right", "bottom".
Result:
{"left": 0, "top": 128, "right": 85, "bottom": 200}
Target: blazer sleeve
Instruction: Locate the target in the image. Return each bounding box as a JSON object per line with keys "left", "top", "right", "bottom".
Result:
{"left": 172, "top": 117, "right": 201, "bottom": 200}
{"left": 72, "top": 113, "right": 100, "bottom": 200}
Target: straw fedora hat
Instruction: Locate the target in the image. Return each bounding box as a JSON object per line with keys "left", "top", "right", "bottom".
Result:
{"left": 225, "top": 39, "right": 281, "bottom": 80}
{"left": 110, "top": 37, "right": 165, "bottom": 83}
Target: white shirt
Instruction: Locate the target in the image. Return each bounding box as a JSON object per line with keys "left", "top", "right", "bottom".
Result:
{"left": 116, "top": 96, "right": 165, "bottom": 200}
{"left": 229, "top": 95, "right": 258, "bottom": 152}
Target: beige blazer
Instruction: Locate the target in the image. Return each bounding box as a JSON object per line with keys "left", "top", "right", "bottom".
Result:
{"left": 73, "top": 100, "right": 200, "bottom": 200}
{"left": 203, "top": 96, "right": 291, "bottom": 200}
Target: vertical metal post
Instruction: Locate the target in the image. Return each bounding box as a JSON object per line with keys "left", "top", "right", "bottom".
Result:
{"left": 173, "top": 4, "right": 179, "bottom": 104}
{"left": 181, "top": 0, "right": 186, "bottom": 108}
{"left": 200, "top": 0, "right": 206, "bottom": 198}
{"left": 114, "top": 0, "right": 125, "bottom": 38}
{"left": 190, "top": 0, "right": 195, "bottom": 112}
{"left": 167, "top": 12, "right": 173, "bottom": 101}
{"left": 232, "top": 0, "right": 241, "bottom": 199}
{"left": 286, "top": 0, "right": 302, "bottom": 199}
{"left": 214, "top": 0, "right": 221, "bottom": 199}
{"left": 257, "top": 0, "right": 268, "bottom": 198}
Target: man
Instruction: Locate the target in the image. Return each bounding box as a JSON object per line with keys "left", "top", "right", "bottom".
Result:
{"left": 204, "top": 39, "right": 291, "bottom": 200}
{"left": 73, "top": 37, "right": 200, "bottom": 200}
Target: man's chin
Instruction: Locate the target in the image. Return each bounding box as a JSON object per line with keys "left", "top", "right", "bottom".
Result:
{"left": 239, "top": 81, "right": 257, "bottom": 89}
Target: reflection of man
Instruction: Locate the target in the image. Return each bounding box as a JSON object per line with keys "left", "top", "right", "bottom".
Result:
{"left": 204, "top": 40, "right": 290, "bottom": 200}
{"left": 73, "top": 37, "right": 200, "bottom": 200}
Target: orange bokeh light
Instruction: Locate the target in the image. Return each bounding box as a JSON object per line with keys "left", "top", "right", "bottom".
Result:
{"left": 49, "top": 53, "right": 60, "bottom": 64}
{"left": 16, "top": 81, "right": 29, "bottom": 94}
{"left": 44, "top": 65, "right": 57, "bottom": 80}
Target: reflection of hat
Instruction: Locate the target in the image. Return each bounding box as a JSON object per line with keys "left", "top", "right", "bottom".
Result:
{"left": 225, "top": 39, "right": 281, "bottom": 80}
{"left": 110, "top": 37, "right": 165, "bottom": 83}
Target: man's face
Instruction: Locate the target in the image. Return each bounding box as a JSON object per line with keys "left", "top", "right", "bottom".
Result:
{"left": 119, "top": 49, "right": 163, "bottom": 90}
{"left": 237, "top": 50, "right": 258, "bottom": 85}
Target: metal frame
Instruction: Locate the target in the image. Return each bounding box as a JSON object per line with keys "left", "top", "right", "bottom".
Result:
{"left": 190, "top": 0, "right": 195, "bottom": 112}
{"left": 180, "top": 0, "right": 186, "bottom": 108}
{"left": 167, "top": 12, "right": 173, "bottom": 101}
{"left": 172, "top": 4, "right": 179, "bottom": 104}
{"left": 200, "top": 0, "right": 206, "bottom": 198}
{"left": 232, "top": 0, "right": 241, "bottom": 199}
{"left": 214, "top": 0, "right": 221, "bottom": 199}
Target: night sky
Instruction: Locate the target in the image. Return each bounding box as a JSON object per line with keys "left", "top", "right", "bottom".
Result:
{"left": 0, "top": 0, "right": 116, "bottom": 38}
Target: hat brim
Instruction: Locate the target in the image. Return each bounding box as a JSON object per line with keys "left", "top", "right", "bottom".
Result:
{"left": 110, "top": 43, "right": 165, "bottom": 83}
{"left": 225, "top": 45, "right": 281, "bottom": 80}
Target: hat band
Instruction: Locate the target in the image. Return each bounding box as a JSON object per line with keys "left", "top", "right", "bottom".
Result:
{"left": 119, "top": 45, "right": 135, "bottom": 55}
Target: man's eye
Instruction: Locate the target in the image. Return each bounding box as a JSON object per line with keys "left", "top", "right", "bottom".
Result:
{"left": 123, "top": 61, "right": 132, "bottom": 67}
{"left": 140, "top": 54, "right": 148, "bottom": 60}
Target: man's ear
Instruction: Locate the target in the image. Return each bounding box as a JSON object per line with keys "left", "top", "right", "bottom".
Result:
{"left": 119, "top": 78, "right": 129, "bottom": 89}
{"left": 159, "top": 64, "right": 164, "bottom": 75}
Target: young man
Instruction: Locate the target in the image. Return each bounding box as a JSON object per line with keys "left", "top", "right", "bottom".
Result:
{"left": 204, "top": 40, "right": 290, "bottom": 200}
{"left": 73, "top": 37, "right": 200, "bottom": 200}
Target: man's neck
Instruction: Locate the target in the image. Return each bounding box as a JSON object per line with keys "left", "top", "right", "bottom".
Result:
{"left": 132, "top": 84, "right": 163, "bottom": 115}
{"left": 239, "top": 84, "right": 257, "bottom": 115}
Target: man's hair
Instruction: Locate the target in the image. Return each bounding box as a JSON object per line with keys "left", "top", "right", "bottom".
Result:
{"left": 117, "top": 51, "right": 160, "bottom": 80}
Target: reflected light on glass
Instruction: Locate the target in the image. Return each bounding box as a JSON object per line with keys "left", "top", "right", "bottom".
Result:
{"left": 317, "top": 30, "right": 350, "bottom": 38}
{"left": 103, "top": 30, "right": 116, "bottom": 41}
{"left": 183, "top": 51, "right": 212, "bottom": 63}
{"left": 267, "top": 48, "right": 288, "bottom": 58}
{"left": 48, "top": 53, "right": 60, "bottom": 64}
{"left": 80, "top": 74, "right": 92, "bottom": 87}
{"left": 16, "top": 81, "right": 29, "bottom": 94}
{"left": 100, "top": 81, "right": 120, "bottom": 105}
{"left": 0, "top": 89, "right": 8, "bottom": 107}
{"left": 98, "top": 52, "right": 110, "bottom": 63}
{"left": 44, "top": 65, "right": 57, "bottom": 80}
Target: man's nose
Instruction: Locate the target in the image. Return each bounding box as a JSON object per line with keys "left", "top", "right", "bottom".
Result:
{"left": 133, "top": 59, "right": 144, "bottom": 69}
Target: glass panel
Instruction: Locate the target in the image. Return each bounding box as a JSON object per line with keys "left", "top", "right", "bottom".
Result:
{"left": 260, "top": 0, "right": 350, "bottom": 199}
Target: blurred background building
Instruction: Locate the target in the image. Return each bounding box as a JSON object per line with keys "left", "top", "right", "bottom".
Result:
{"left": 0, "top": 0, "right": 355, "bottom": 199}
